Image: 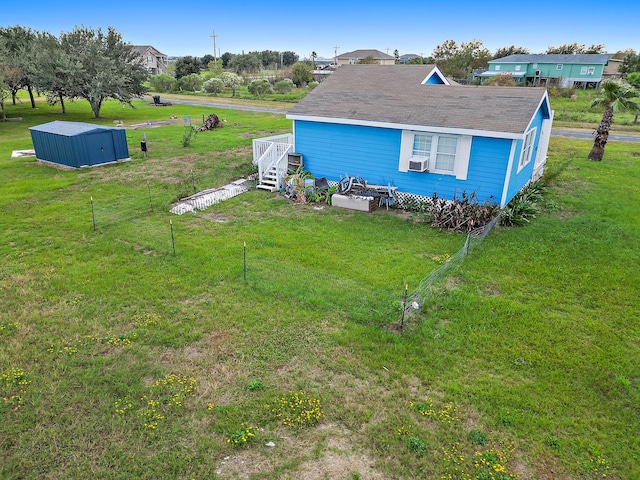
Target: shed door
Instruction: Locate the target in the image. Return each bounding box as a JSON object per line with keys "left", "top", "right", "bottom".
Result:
{"left": 86, "top": 132, "right": 116, "bottom": 166}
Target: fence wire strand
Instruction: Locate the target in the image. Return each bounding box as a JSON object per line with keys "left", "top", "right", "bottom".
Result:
{"left": 404, "top": 213, "right": 501, "bottom": 325}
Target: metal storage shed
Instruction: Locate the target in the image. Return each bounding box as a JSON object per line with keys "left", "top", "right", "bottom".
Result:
{"left": 29, "top": 121, "right": 130, "bottom": 168}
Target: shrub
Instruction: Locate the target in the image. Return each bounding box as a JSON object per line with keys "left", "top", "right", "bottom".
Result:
{"left": 148, "top": 73, "right": 178, "bottom": 93}
{"left": 500, "top": 181, "right": 544, "bottom": 227}
{"left": 274, "top": 79, "right": 294, "bottom": 94}
{"left": 178, "top": 73, "right": 203, "bottom": 92}
{"left": 307, "top": 81, "right": 319, "bottom": 90}
{"left": 483, "top": 74, "right": 517, "bottom": 87}
{"left": 247, "top": 79, "right": 272, "bottom": 97}
{"left": 202, "top": 77, "right": 225, "bottom": 95}
{"left": 291, "top": 62, "right": 313, "bottom": 86}
{"left": 220, "top": 72, "right": 243, "bottom": 96}
{"left": 181, "top": 126, "right": 197, "bottom": 147}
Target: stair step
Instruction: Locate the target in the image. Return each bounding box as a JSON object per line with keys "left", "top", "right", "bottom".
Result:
{"left": 257, "top": 184, "right": 278, "bottom": 192}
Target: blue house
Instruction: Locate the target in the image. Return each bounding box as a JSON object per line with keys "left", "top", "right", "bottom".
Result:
{"left": 254, "top": 65, "right": 553, "bottom": 207}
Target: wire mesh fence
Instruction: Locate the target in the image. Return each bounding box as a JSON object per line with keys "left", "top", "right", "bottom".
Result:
{"left": 402, "top": 212, "right": 502, "bottom": 327}
{"left": 86, "top": 180, "right": 501, "bottom": 330}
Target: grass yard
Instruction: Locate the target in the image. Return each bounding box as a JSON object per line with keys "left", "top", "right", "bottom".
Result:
{"left": 1, "top": 95, "right": 639, "bottom": 479}
{"left": 549, "top": 88, "right": 640, "bottom": 133}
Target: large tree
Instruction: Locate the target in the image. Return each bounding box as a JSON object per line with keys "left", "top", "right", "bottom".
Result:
{"left": 220, "top": 51, "right": 234, "bottom": 68}
{"left": 493, "top": 45, "right": 530, "bottom": 59}
{"left": 31, "top": 31, "right": 78, "bottom": 113}
{"left": 545, "top": 42, "right": 605, "bottom": 54}
{"left": 620, "top": 49, "right": 640, "bottom": 75}
{"left": 587, "top": 81, "right": 639, "bottom": 161}
{"left": 281, "top": 51, "right": 298, "bottom": 67}
{"left": 59, "top": 26, "right": 147, "bottom": 118}
{"left": 0, "top": 25, "right": 37, "bottom": 107}
{"left": 432, "top": 39, "right": 491, "bottom": 80}
{"left": 174, "top": 56, "right": 202, "bottom": 79}
{"left": 228, "top": 53, "right": 260, "bottom": 74}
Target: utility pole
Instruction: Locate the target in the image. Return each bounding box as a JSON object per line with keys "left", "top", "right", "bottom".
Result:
{"left": 210, "top": 30, "right": 218, "bottom": 64}
{"left": 333, "top": 45, "right": 339, "bottom": 65}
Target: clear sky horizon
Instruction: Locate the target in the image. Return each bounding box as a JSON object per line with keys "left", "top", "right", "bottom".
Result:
{"left": 8, "top": 0, "right": 639, "bottom": 60}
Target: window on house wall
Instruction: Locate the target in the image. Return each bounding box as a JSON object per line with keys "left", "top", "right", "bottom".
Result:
{"left": 533, "top": 63, "right": 538, "bottom": 68}
{"left": 434, "top": 136, "right": 458, "bottom": 172}
{"left": 518, "top": 127, "right": 537, "bottom": 171}
{"left": 412, "top": 134, "right": 432, "bottom": 157}
{"left": 495, "top": 65, "right": 501, "bottom": 71}
{"left": 581, "top": 66, "right": 588, "bottom": 75}
{"left": 147, "top": 56, "right": 153, "bottom": 64}
{"left": 515, "top": 65, "right": 521, "bottom": 71}
{"left": 588, "top": 67, "right": 595, "bottom": 75}
{"left": 399, "top": 131, "right": 472, "bottom": 179}
{"left": 556, "top": 64, "right": 563, "bottom": 70}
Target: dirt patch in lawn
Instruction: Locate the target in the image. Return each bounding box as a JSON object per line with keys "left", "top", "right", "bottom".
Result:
{"left": 215, "top": 423, "right": 383, "bottom": 479}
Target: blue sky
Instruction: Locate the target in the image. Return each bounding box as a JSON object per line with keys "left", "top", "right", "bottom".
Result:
{"left": 9, "top": 0, "right": 639, "bottom": 60}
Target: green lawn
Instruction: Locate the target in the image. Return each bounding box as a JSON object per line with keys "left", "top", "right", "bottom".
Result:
{"left": 1, "top": 95, "right": 638, "bottom": 479}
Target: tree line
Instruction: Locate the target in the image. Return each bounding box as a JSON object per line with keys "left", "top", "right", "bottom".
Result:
{"left": 0, "top": 25, "right": 147, "bottom": 119}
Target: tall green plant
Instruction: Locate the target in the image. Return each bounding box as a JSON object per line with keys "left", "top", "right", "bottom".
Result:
{"left": 588, "top": 81, "right": 639, "bottom": 161}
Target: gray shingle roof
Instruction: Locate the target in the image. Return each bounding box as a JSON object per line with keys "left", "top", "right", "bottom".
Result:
{"left": 490, "top": 53, "right": 610, "bottom": 64}
{"left": 288, "top": 65, "right": 548, "bottom": 135}
{"left": 337, "top": 49, "right": 395, "bottom": 60}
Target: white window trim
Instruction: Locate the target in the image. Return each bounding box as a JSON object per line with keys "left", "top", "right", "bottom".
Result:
{"left": 556, "top": 64, "right": 563, "bottom": 70}
{"left": 515, "top": 65, "right": 521, "bottom": 71}
{"left": 517, "top": 127, "right": 537, "bottom": 173}
{"left": 588, "top": 67, "right": 595, "bottom": 75}
{"left": 399, "top": 131, "right": 471, "bottom": 180}
{"left": 580, "top": 66, "right": 588, "bottom": 75}
{"left": 495, "top": 65, "right": 501, "bottom": 71}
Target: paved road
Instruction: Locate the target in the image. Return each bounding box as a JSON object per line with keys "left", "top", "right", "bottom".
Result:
{"left": 147, "top": 97, "right": 640, "bottom": 142}
{"left": 144, "top": 96, "right": 287, "bottom": 115}
{"left": 552, "top": 129, "right": 640, "bottom": 142}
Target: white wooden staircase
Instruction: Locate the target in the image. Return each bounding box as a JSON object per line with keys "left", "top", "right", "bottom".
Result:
{"left": 252, "top": 134, "right": 294, "bottom": 192}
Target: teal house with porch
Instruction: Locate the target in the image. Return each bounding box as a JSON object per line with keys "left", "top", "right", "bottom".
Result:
{"left": 480, "top": 53, "right": 612, "bottom": 88}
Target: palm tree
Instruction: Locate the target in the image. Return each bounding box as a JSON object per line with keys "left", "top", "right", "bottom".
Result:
{"left": 588, "top": 80, "right": 639, "bottom": 161}
{"left": 625, "top": 72, "right": 640, "bottom": 124}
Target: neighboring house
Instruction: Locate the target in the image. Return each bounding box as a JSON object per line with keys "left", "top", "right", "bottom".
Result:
{"left": 603, "top": 57, "right": 623, "bottom": 80}
{"left": 253, "top": 65, "right": 553, "bottom": 208}
{"left": 398, "top": 54, "right": 422, "bottom": 64}
{"left": 336, "top": 49, "right": 396, "bottom": 65}
{"left": 480, "top": 54, "right": 611, "bottom": 88}
{"left": 132, "top": 45, "right": 168, "bottom": 75}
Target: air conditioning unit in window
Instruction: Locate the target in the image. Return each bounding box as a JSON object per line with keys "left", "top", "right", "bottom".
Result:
{"left": 408, "top": 158, "right": 429, "bottom": 172}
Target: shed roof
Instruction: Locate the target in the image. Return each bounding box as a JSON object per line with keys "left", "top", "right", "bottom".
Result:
{"left": 29, "top": 121, "right": 116, "bottom": 136}
{"left": 287, "top": 65, "right": 549, "bottom": 136}
{"left": 489, "top": 53, "right": 611, "bottom": 65}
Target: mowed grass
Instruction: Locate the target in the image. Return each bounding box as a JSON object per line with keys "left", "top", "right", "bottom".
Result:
{"left": 1, "top": 95, "right": 639, "bottom": 479}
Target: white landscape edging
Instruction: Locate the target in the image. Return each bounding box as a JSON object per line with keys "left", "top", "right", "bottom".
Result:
{"left": 170, "top": 179, "right": 250, "bottom": 215}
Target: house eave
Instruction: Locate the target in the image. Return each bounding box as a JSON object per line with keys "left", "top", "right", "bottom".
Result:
{"left": 286, "top": 114, "right": 525, "bottom": 140}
